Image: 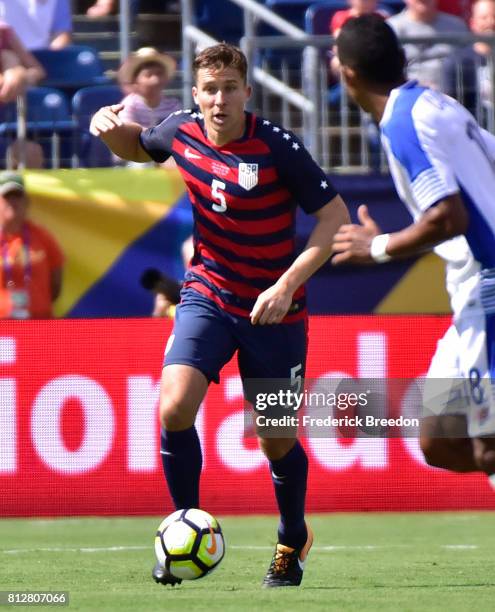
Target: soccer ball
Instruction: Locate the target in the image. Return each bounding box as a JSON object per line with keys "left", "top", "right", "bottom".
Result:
{"left": 154, "top": 508, "right": 225, "bottom": 580}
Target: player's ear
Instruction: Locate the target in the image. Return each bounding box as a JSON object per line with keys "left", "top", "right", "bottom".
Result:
{"left": 192, "top": 86, "right": 199, "bottom": 105}
{"left": 340, "top": 65, "right": 356, "bottom": 85}
{"left": 245, "top": 84, "right": 252, "bottom": 100}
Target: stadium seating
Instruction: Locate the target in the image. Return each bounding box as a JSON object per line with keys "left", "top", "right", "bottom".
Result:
{"left": 193, "top": 0, "right": 244, "bottom": 43}
{"left": 256, "top": 0, "right": 314, "bottom": 70}
{"left": 0, "top": 87, "right": 75, "bottom": 167}
{"left": 33, "top": 45, "right": 111, "bottom": 97}
{"left": 72, "top": 84, "right": 123, "bottom": 167}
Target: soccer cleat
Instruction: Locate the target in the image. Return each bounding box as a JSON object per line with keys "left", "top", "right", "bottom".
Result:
{"left": 152, "top": 561, "right": 182, "bottom": 586}
{"left": 262, "top": 525, "right": 313, "bottom": 588}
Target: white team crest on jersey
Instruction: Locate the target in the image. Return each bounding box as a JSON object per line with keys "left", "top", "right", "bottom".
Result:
{"left": 238, "top": 163, "right": 258, "bottom": 190}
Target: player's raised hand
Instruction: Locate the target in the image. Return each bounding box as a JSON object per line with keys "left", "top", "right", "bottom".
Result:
{"left": 250, "top": 282, "right": 294, "bottom": 325}
{"left": 89, "top": 104, "right": 125, "bottom": 136}
{"left": 332, "top": 204, "right": 381, "bottom": 265}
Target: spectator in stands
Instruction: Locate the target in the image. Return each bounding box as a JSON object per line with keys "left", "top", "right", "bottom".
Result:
{"left": 330, "top": 0, "right": 389, "bottom": 35}
{"left": 117, "top": 47, "right": 181, "bottom": 129}
{"left": 0, "top": 172, "right": 64, "bottom": 319}
{"left": 388, "top": 0, "right": 468, "bottom": 88}
{"left": 443, "top": 0, "right": 495, "bottom": 120}
{"left": 438, "top": 0, "right": 474, "bottom": 21}
{"left": 0, "top": 22, "right": 45, "bottom": 102}
{"left": 0, "top": 0, "right": 72, "bottom": 50}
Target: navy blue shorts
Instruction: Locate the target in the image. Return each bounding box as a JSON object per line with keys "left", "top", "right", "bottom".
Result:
{"left": 164, "top": 288, "right": 307, "bottom": 389}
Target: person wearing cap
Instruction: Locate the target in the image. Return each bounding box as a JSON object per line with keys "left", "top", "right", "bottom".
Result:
{"left": 117, "top": 47, "right": 181, "bottom": 131}
{"left": 0, "top": 172, "right": 64, "bottom": 319}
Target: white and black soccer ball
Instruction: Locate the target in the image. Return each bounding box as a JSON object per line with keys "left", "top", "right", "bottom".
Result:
{"left": 154, "top": 508, "right": 225, "bottom": 580}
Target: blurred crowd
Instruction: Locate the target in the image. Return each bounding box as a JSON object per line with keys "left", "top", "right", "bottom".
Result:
{"left": 329, "top": 0, "right": 495, "bottom": 102}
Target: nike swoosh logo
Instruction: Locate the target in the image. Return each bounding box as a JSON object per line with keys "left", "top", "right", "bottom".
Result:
{"left": 271, "top": 471, "right": 287, "bottom": 480}
{"left": 185, "top": 147, "right": 201, "bottom": 160}
{"left": 206, "top": 524, "right": 217, "bottom": 555}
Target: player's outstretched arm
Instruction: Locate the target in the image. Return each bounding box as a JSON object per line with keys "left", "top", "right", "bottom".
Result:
{"left": 332, "top": 193, "right": 469, "bottom": 266}
{"left": 250, "top": 194, "right": 350, "bottom": 325}
{"left": 89, "top": 104, "right": 152, "bottom": 163}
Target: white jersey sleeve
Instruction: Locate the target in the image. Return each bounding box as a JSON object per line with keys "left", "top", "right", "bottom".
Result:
{"left": 382, "top": 87, "right": 460, "bottom": 213}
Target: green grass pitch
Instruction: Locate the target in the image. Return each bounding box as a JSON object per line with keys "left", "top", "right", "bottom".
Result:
{"left": 1, "top": 513, "right": 495, "bottom": 611}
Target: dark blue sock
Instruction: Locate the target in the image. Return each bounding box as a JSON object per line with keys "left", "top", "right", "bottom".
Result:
{"left": 160, "top": 426, "right": 202, "bottom": 510}
{"left": 269, "top": 441, "right": 308, "bottom": 550}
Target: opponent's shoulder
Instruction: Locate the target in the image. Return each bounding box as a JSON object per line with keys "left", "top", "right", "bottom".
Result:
{"left": 384, "top": 84, "right": 464, "bottom": 141}
{"left": 411, "top": 88, "right": 471, "bottom": 136}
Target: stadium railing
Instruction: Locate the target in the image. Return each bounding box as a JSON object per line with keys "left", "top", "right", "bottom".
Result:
{"left": 182, "top": 0, "right": 495, "bottom": 173}
{"left": 3, "top": 1, "right": 494, "bottom": 171}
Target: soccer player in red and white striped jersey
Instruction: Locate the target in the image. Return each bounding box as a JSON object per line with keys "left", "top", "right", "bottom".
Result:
{"left": 90, "top": 42, "right": 350, "bottom": 588}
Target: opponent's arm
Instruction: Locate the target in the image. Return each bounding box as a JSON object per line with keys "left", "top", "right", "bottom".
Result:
{"left": 89, "top": 104, "right": 152, "bottom": 162}
{"left": 250, "top": 194, "right": 350, "bottom": 325}
{"left": 332, "top": 193, "right": 468, "bottom": 265}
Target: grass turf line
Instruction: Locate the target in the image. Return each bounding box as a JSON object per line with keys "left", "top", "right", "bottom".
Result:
{"left": 1, "top": 513, "right": 494, "bottom": 611}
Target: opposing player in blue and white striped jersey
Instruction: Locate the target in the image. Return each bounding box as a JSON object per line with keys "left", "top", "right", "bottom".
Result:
{"left": 333, "top": 14, "right": 495, "bottom": 476}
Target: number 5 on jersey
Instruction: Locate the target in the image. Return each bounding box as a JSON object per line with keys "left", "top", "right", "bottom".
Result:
{"left": 211, "top": 179, "right": 227, "bottom": 213}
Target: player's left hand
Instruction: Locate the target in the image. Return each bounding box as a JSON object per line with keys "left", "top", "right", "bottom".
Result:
{"left": 332, "top": 204, "right": 381, "bottom": 265}
{"left": 250, "top": 282, "right": 294, "bottom": 325}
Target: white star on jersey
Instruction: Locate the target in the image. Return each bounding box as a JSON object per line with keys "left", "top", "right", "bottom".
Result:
{"left": 292, "top": 142, "right": 300, "bottom": 150}
{"left": 321, "top": 180, "right": 328, "bottom": 189}
{"left": 283, "top": 133, "right": 291, "bottom": 140}
{"left": 273, "top": 126, "right": 281, "bottom": 132}
{"left": 263, "top": 120, "right": 271, "bottom": 125}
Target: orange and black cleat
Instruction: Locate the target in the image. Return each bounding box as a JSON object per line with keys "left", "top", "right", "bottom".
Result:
{"left": 262, "top": 525, "right": 313, "bottom": 588}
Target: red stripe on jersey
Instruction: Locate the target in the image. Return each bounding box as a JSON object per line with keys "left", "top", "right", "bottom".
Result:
{"left": 198, "top": 266, "right": 263, "bottom": 299}
{"left": 184, "top": 279, "right": 307, "bottom": 322}
{"left": 182, "top": 166, "right": 291, "bottom": 212}
{"left": 219, "top": 138, "right": 270, "bottom": 155}
{"left": 178, "top": 120, "right": 270, "bottom": 155}
{"left": 196, "top": 218, "right": 294, "bottom": 259}
{"left": 179, "top": 121, "right": 206, "bottom": 143}
{"left": 173, "top": 139, "right": 278, "bottom": 186}
{"left": 196, "top": 263, "right": 303, "bottom": 303}
{"left": 198, "top": 243, "right": 285, "bottom": 280}
{"left": 196, "top": 254, "right": 306, "bottom": 302}
{"left": 184, "top": 176, "right": 294, "bottom": 235}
